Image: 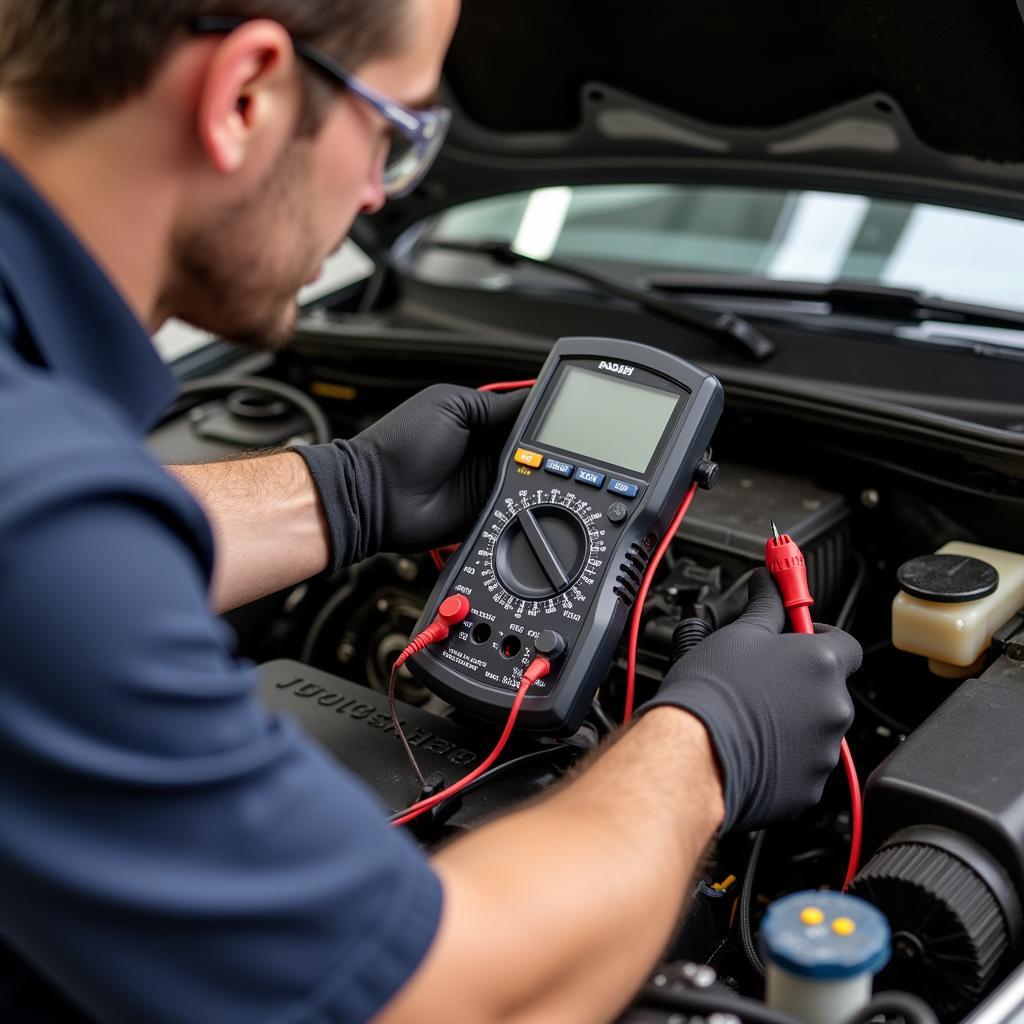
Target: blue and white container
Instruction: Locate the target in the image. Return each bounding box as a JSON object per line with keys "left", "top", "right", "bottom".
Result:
{"left": 761, "top": 890, "right": 891, "bottom": 1024}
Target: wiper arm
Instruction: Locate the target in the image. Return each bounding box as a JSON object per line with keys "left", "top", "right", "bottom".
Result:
{"left": 419, "top": 239, "right": 776, "bottom": 361}
{"left": 646, "top": 274, "right": 1024, "bottom": 332}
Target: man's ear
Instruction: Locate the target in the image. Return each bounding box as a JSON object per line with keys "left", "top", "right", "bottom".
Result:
{"left": 195, "top": 19, "right": 298, "bottom": 175}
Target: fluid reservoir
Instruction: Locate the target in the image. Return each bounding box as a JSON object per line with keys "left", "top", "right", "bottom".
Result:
{"left": 892, "top": 542, "right": 1024, "bottom": 676}
{"left": 761, "top": 890, "right": 891, "bottom": 1024}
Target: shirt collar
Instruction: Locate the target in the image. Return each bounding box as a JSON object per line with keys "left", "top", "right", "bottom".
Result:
{"left": 0, "top": 153, "right": 177, "bottom": 432}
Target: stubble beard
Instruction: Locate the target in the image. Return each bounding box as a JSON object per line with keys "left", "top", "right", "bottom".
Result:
{"left": 166, "top": 142, "right": 323, "bottom": 352}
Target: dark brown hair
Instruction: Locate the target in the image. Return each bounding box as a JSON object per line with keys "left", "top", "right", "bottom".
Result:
{"left": 0, "top": 1, "right": 408, "bottom": 126}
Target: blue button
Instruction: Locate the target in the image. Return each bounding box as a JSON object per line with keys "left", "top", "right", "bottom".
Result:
{"left": 575, "top": 468, "right": 605, "bottom": 488}
{"left": 544, "top": 458, "right": 575, "bottom": 478}
{"left": 608, "top": 479, "right": 639, "bottom": 499}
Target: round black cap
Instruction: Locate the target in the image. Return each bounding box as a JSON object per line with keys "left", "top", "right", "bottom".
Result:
{"left": 897, "top": 554, "right": 999, "bottom": 604}
{"left": 535, "top": 630, "right": 567, "bottom": 659}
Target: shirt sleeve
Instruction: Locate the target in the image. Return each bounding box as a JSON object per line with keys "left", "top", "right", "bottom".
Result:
{"left": 0, "top": 444, "right": 442, "bottom": 1024}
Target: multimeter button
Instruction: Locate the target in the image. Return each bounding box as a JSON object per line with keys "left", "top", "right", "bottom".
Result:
{"left": 575, "top": 468, "right": 605, "bottom": 488}
{"left": 607, "top": 502, "right": 629, "bottom": 524}
{"left": 514, "top": 448, "right": 544, "bottom": 468}
{"left": 543, "top": 458, "right": 575, "bottom": 477}
{"left": 608, "top": 479, "right": 639, "bottom": 499}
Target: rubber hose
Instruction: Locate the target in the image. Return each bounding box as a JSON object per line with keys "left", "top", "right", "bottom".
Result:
{"left": 671, "top": 616, "right": 713, "bottom": 665}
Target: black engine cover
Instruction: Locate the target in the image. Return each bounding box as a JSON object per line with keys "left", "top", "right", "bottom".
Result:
{"left": 259, "top": 660, "right": 569, "bottom": 822}
{"left": 864, "top": 642, "right": 1024, "bottom": 908}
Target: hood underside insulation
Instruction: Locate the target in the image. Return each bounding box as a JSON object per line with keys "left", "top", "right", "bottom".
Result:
{"left": 443, "top": 0, "right": 1024, "bottom": 163}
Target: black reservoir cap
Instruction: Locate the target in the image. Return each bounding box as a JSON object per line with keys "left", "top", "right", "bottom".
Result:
{"left": 897, "top": 553, "right": 999, "bottom": 603}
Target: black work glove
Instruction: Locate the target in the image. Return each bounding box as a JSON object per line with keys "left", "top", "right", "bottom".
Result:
{"left": 294, "top": 384, "right": 527, "bottom": 571}
{"left": 640, "top": 568, "right": 861, "bottom": 833}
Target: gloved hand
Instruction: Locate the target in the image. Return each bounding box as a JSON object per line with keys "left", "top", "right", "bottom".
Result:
{"left": 294, "top": 384, "right": 527, "bottom": 571}
{"left": 640, "top": 568, "right": 861, "bottom": 833}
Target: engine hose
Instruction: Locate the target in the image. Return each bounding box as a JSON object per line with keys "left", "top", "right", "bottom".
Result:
{"left": 740, "top": 830, "right": 768, "bottom": 977}
{"left": 639, "top": 986, "right": 937, "bottom": 1024}
{"left": 638, "top": 983, "right": 799, "bottom": 1024}
{"left": 840, "top": 993, "right": 938, "bottom": 1024}
{"left": 671, "top": 617, "right": 714, "bottom": 665}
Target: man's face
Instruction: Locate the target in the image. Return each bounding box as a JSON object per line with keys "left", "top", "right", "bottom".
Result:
{"left": 167, "top": 0, "right": 459, "bottom": 350}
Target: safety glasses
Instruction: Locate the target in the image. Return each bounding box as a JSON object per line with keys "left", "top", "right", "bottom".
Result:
{"left": 191, "top": 15, "right": 451, "bottom": 199}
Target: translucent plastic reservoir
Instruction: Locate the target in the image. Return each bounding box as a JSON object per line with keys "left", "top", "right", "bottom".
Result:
{"left": 762, "top": 890, "right": 890, "bottom": 1024}
{"left": 892, "top": 542, "right": 1024, "bottom": 669}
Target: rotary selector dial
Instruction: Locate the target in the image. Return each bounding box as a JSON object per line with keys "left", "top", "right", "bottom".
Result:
{"left": 471, "top": 487, "right": 607, "bottom": 619}
{"left": 495, "top": 505, "right": 587, "bottom": 599}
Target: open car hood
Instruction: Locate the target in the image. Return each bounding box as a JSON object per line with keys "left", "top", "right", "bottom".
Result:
{"left": 373, "top": 0, "right": 1024, "bottom": 242}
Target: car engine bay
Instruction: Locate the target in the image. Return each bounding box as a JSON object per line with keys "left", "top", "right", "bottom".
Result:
{"left": 154, "top": 302, "right": 1024, "bottom": 1022}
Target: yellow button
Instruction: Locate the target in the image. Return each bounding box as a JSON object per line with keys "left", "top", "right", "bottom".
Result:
{"left": 831, "top": 917, "right": 857, "bottom": 936}
{"left": 800, "top": 907, "right": 825, "bottom": 926}
{"left": 514, "top": 448, "right": 543, "bottom": 469}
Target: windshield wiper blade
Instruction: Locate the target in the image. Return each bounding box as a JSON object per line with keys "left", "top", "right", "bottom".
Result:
{"left": 646, "top": 274, "right": 1024, "bottom": 332}
{"left": 419, "top": 240, "right": 776, "bottom": 361}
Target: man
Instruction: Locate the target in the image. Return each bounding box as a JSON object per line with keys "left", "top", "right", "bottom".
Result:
{"left": 0, "top": 2, "right": 861, "bottom": 1022}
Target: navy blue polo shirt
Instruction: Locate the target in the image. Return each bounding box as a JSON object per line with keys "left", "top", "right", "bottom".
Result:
{"left": 0, "top": 154, "right": 441, "bottom": 1023}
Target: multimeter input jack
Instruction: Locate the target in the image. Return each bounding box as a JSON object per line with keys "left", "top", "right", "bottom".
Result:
{"left": 500, "top": 635, "right": 522, "bottom": 659}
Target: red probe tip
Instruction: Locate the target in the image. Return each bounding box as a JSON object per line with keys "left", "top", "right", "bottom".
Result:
{"left": 765, "top": 525, "right": 814, "bottom": 634}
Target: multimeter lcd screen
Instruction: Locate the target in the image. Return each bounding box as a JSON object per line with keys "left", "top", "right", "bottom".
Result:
{"left": 533, "top": 366, "right": 680, "bottom": 473}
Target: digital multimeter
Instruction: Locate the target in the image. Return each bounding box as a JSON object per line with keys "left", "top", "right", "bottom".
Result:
{"left": 407, "top": 337, "right": 724, "bottom": 735}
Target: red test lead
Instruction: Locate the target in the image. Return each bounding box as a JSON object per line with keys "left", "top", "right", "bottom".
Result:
{"left": 391, "top": 653, "right": 552, "bottom": 828}
{"left": 393, "top": 594, "right": 471, "bottom": 669}
{"left": 387, "top": 594, "right": 472, "bottom": 790}
{"left": 765, "top": 521, "right": 863, "bottom": 891}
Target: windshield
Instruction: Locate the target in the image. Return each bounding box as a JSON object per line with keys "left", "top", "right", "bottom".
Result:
{"left": 413, "top": 184, "right": 1024, "bottom": 316}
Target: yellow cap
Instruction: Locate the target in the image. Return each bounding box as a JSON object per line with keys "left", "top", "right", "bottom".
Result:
{"left": 831, "top": 916, "right": 857, "bottom": 936}
{"left": 799, "top": 907, "right": 825, "bottom": 926}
